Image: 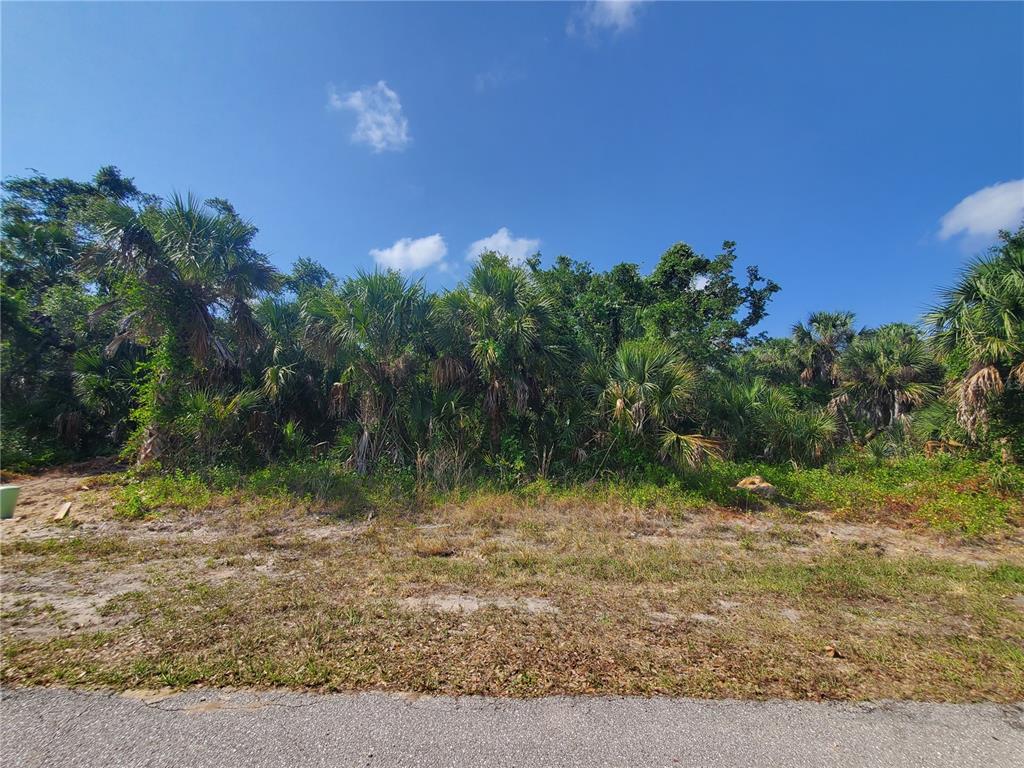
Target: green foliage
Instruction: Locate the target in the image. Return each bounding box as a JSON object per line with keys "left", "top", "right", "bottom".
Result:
{"left": 837, "top": 323, "right": 942, "bottom": 430}
{"left": 280, "top": 420, "right": 309, "bottom": 459}
{"left": 529, "top": 241, "right": 779, "bottom": 367}
{"left": 284, "top": 257, "right": 335, "bottom": 296}
{"left": 2, "top": 166, "right": 1022, "bottom": 522}
{"left": 1, "top": 170, "right": 143, "bottom": 467}
{"left": 791, "top": 310, "right": 856, "bottom": 386}
{"left": 114, "top": 460, "right": 368, "bottom": 518}
{"left": 302, "top": 268, "right": 429, "bottom": 472}
{"left": 864, "top": 419, "right": 917, "bottom": 463}
{"left": 911, "top": 399, "right": 965, "bottom": 444}
{"left": 563, "top": 452, "right": 1015, "bottom": 537}
{"left": 432, "top": 253, "right": 565, "bottom": 451}
{"left": 925, "top": 225, "right": 1024, "bottom": 442}
{"left": 114, "top": 469, "right": 215, "bottom": 518}
{"left": 0, "top": 425, "right": 69, "bottom": 473}
{"left": 775, "top": 453, "right": 1019, "bottom": 536}
{"left": 987, "top": 462, "right": 1024, "bottom": 495}
{"left": 104, "top": 448, "right": 1021, "bottom": 538}
{"left": 596, "top": 338, "right": 716, "bottom": 468}
{"left": 702, "top": 377, "right": 836, "bottom": 465}
{"left": 987, "top": 563, "right": 1024, "bottom": 587}
{"left": 482, "top": 434, "right": 529, "bottom": 488}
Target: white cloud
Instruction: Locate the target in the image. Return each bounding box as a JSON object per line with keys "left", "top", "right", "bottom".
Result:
{"left": 370, "top": 234, "right": 447, "bottom": 272}
{"left": 567, "top": 1, "right": 644, "bottom": 38}
{"left": 328, "top": 81, "right": 410, "bottom": 152}
{"left": 466, "top": 227, "right": 541, "bottom": 264}
{"left": 939, "top": 179, "right": 1024, "bottom": 241}
{"left": 326, "top": 85, "right": 344, "bottom": 111}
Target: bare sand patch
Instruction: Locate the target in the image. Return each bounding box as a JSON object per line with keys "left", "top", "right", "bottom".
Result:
{"left": 400, "top": 593, "right": 558, "bottom": 614}
{"left": 1, "top": 570, "right": 145, "bottom": 639}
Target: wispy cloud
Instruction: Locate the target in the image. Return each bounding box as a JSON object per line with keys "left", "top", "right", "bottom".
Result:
{"left": 567, "top": 1, "right": 644, "bottom": 39}
{"left": 466, "top": 227, "right": 541, "bottom": 264}
{"left": 370, "top": 234, "right": 448, "bottom": 272}
{"left": 474, "top": 71, "right": 503, "bottom": 93}
{"left": 939, "top": 179, "right": 1024, "bottom": 243}
{"left": 327, "top": 81, "right": 410, "bottom": 153}
{"left": 473, "top": 64, "right": 525, "bottom": 94}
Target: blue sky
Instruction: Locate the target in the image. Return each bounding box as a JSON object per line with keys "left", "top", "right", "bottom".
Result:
{"left": 3, "top": 1, "right": 1023, "bottom": 337}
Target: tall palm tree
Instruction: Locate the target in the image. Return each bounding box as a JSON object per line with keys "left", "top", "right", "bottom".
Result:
{"left": 86, "top": 194, "right": 278, "bottom": 362}
{"left": 83, "top": 194, "right": 279, "bottom": 461}
{"left": 925, "top": 226, "right": 1024, "bottom": 440}
{"left": 431, "top": 253, "right": 564, "bottom": 449}
{"left": 836, "top": 323, "right": 941, "bottom": 432}
{"left": 791, "top": 310, "right": 857, "bottom": 386}
{"left": 599, "top": 338, "right": 717, "bottom": 467}
{"left": 302, "top": 269, "right": 429, "bottom": 472}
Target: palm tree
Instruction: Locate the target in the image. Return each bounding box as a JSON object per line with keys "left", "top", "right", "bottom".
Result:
{"left": 599, "top": 338, "right": 717, "bottom": 467}
{"left": 925, "top": 226, "right": 1024, "bottom": 440}
{"left": 791, "top": 311, "right": 857, "bottom": 386}
{"left": 83, "top": 194, "right": 280, "bottom": 461}
{"left": 249, "top": 296, "right": 332, "bottom": 453}
{"left": 754, "top": 386, "right": 837, "bottom": 464}
{"left": 702, "top": 376, "right": 770, "bottom": 458}
{"left": 71, "top": 348, "right": 138, "bottom": 445}
{"left": 431, "top": 253, "right": 564, "bottom": 449}
{"left": 702, "top": 375, "right": 836, "bottom": 464}
{"left": 88, "top": 195, "right": 278, "bottom": 359}
{"left": 302, "top": 269, "right": 429, "bottom": 472}
{"left": 836, "top": 323, "right": 941, "bottom": 433}
{"left": 175, "top": 387, "right": 263, "bottom": 465}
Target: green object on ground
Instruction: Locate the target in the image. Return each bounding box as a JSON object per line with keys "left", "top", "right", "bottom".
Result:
{"left": 1, "top": 485, "right": 21, "bottom": 519}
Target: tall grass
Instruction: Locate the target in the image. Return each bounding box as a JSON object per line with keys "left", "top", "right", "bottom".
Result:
{"left": 111, "top": 451, "right": 1022, "bottom": 536}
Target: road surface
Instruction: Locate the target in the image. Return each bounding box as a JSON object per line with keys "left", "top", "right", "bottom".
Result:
{"left": 2, "top": 687, "right": 1022, "bottom": 767}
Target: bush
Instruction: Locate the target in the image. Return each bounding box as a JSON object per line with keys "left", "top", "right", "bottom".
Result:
{"left": 113, "top": 460, "right": 370, "bottom": 519}
{"left": 114, "top": 469, "right": 214, "bottom": 518}
{"left": 0, "top": 425, "right": 67, "bottom": 474}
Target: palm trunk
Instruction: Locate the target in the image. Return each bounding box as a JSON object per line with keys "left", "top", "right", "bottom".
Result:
{"left": 490, "top": 411, "right": 501, "bottom": 452}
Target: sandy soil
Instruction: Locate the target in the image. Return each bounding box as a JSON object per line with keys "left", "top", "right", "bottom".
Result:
{"left": 2, "top": 466, "right": 1022, "bottom": 645}
{"left": 1, "top": 459, "right": 122, "bottom": 540}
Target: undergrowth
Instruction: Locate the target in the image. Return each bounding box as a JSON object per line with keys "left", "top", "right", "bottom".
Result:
{"left": 110, "top": 452, "right": 1024, "bottom": 537}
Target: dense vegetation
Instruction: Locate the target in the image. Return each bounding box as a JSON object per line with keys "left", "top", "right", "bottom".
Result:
{"left": 2, "top": 167, "right": 1022, "bottom": 492}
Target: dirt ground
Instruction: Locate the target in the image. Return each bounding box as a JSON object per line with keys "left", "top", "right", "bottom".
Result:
{"left": 8, "top": 463, "right": 1017, "bottom": 557}
{"left": 0, "top": 459, "right": 122, "bottom": 539}
{"left": 2, "top": 467, "right": 1023, "bottom": 701}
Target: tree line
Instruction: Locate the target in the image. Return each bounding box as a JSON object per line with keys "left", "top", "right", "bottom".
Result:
{"left": 2, "top": 167, "right": 1021, "bottom": 481}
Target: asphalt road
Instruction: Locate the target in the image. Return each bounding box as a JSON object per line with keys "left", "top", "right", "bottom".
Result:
{"left": 2, "top": 687, "right": 1022, "bottom": 768}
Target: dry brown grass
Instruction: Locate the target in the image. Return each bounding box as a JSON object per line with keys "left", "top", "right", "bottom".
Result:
{"left": 2, "top": 481, "right": 1023, "bottom": 701}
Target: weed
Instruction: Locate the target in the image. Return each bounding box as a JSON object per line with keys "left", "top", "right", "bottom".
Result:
{"left": 2, "top": 482, "right": 1023, "bottom": 701}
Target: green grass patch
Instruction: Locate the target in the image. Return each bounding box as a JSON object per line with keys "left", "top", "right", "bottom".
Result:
{"left": 112, "top": 461, "right": 372, "bottom": 519}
